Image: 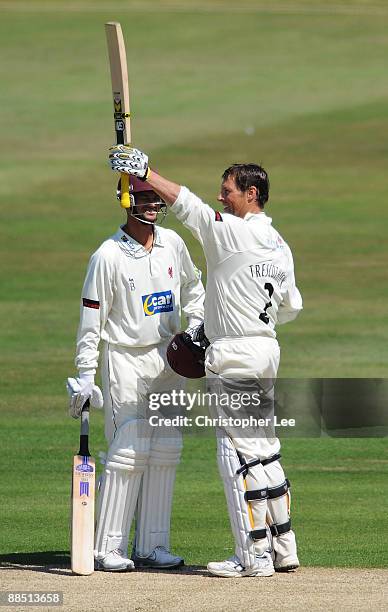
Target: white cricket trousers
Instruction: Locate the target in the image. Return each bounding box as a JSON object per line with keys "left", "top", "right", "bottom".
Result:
{"left": 100, "top": 339, "right": 185, "bottom": 443}
{"left": 204, "top": 336, "right": 281, "bottom": 460}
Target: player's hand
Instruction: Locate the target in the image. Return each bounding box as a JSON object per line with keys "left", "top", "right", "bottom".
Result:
{"left": 66, "top": 375, "right": 104, "bottom": 419}
{"left": 108, "top": 144, "right": 150, "bottom": 180}
{"left": 185, "top": 322, "right": 210, "bottom": 349}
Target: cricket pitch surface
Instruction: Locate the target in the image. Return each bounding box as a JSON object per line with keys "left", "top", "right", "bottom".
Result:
{"left": 1, "top": 565, "right": 388, "bottom": 611}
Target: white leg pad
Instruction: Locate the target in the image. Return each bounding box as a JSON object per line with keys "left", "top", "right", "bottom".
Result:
{"left": 244, "top": 463, "right": 270, "bottom": 556}
{"left": 263, "top": 460, "right": 298, "bottom": 565}
{"left": 94, "top": 419, "right": 150, "bottom": 558}
{"left": 217, "top": 436, "right": 260, "bottom": 569}
{"left": 135, "top": 430, "right": 182, "bottom": 556}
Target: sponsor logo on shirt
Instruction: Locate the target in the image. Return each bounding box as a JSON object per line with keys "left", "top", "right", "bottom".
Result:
{"left": 142, "top": 290, "right": 174, "bottom": 316}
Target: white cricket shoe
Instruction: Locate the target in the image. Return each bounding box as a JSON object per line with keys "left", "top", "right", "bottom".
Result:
{"left": 274, "top": 554, "right": 300, "bottom": 572}
{"left": 207, "top": 552, "right": 274, "bottom": 578}
{"left": 95, "top": 548, "right": 135, "bottom": 572}
{"left": 132, "top": 545, "right": 184, "bottom": 569}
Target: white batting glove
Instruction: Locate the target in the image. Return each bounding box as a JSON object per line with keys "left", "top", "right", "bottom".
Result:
{"left": 108, "top": 144, "right": 150, "bottom": 180}
{"left": 66, "top": 374, "right": 104, "bottom": 419}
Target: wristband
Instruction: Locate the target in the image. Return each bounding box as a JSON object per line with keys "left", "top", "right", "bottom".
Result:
{"left": 140, "top": 166, "right": 151, "bottom": 181}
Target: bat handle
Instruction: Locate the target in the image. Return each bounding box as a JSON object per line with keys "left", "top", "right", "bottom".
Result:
{"left": 120, "top": 173, "right": 130, "bottom": 208}
{"left": 79, "top": 400, "right": 91, "bottom": 456}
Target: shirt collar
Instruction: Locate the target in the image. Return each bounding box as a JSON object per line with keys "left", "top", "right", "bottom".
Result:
{"left": 117, "top": 225, "right": 165, "bottom": 254}
{"left": 153, "top": 226, "right": 165, "bottom": 247}
{"left": 244, "top": 211, "right": 272, "bottom": 224}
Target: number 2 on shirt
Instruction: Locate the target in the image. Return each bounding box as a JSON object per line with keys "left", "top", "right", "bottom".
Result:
{"left": 259, "top": 282, "right": 274, "bottom": 324}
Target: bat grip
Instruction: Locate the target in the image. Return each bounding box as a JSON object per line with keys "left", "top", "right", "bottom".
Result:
{"left": 79, "top": 400, "right": 91, "bottom": 456}
{"left": 120, "top": 173, "right": 130, "bottom": 208}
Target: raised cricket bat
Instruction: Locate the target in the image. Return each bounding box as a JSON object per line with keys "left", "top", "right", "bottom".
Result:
{"left": 71, "top": 400, "right": 95, "bottom": 575}
{"left": 105, "top": 21, "right": 132, "bottom": 208}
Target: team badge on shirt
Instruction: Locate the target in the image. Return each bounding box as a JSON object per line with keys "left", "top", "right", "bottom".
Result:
{"left": 82, "top": 298, "right": 100, "bottom": 309}
{"left": 142, "top": 290, "right": 174, "bottom": 316}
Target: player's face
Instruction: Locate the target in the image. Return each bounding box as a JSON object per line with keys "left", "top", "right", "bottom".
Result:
{"left": 134, "top": 191, "right": 164, "bottom": 223}
{"left": 217, "top": 176, "right": 249, "bottom": 217}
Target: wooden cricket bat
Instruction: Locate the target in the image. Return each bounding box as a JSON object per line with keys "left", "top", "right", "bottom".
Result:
{"left": 71, "top": 400, "right": 95, "bottom": 575}
{"left": 105, "top": 21, "right": 132, "bottom": 209}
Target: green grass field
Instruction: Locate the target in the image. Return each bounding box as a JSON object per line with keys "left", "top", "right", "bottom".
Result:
{"left": 1, "top": 0, "right": 387, "bottom": 570}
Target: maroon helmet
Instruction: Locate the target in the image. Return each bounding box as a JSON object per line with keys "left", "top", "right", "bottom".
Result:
{"left": 116, "top": 175, "right": 159, "bottom": 199}
{"left": 129, "top": 175, "right": 155, "bottom": 193}
{"left": 167, "top": 332, "right": 206, "bottom": 379}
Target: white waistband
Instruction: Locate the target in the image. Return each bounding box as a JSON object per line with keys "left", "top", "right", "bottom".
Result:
{"left": 209, "top": 335, "right": 278, "bottom": 344}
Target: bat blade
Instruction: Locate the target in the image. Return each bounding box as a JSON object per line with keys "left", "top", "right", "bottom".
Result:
{"left": 105, "top": 21, "right": 131, "bottom": 209}
{"left": 70, "top": 403, "right": 95, "bottom": 575}
{"left": 71, "top": 453, "right": 95, "bottom": 575}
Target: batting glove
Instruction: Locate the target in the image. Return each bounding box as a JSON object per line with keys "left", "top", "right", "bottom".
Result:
{"left": 66, "top": 373, "right": 104, "bottom": 419}
{"left": 185, "top": 322, "right": 210, "bottom": 349}
{"left": 108, "top": 144, "right": 150, "bottom": 180}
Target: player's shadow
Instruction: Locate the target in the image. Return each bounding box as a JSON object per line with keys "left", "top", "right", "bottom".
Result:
{"left": 136, "top": 565, "right": 208, "bottom": 577}
{"left": 0, "top": 552, "right": 208, "bottom": 577}
{"left": 0, "top": 551, "right": 71, "bottom": 576}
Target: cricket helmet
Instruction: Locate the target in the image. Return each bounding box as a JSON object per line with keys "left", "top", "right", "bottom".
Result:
{"left": 116, "top": 174, "right": 167, "bottom": 225}
{"left": 129, "top": 175, "right": 156, "bottom": 193}
{"left": 167, "top": 332, "right": 206, "bottom": 379}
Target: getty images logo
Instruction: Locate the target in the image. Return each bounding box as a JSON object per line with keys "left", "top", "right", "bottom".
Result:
{"left": 142, "top": 290, "right": 174, "bottom": 316}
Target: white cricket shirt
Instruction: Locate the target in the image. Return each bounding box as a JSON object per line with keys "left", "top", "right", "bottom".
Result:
{"left": 75, "top": 225, "right": 205, "bottom": 375}
{"left": 171, "top": 187, "right": 302, "bottom": 342}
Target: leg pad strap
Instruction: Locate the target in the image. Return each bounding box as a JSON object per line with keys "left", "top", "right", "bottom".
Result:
{"left": 267, "top": 479, "right": 290, "bottom": 500}
{"left": 244, "top": 487, "right": 268, "bottom": 502}
{"left": 236, "top": 453, "right": 282, "bottom": 477}
{"left": 270, "top": 519, "right": 292, "bottom": 537}
{"left": 250, "top": 528, "right": 268, "bottom": 541}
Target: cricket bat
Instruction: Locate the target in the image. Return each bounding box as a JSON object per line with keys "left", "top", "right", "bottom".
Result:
{"left": 71, "top": 400, "right": 95, "bottom": 575}
{"left": 105, "top": 21, "right": 132, "bottom": 209}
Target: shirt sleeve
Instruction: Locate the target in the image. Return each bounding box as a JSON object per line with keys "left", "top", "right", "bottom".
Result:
{"left": 171, "top": 186, "right": 262, "bottom": 262}
{"left": 277, "top": 245, "right": 303, "bottom": 325}
{"left": 178, "top": 239, "right": 205, "bottom": 327}
{"left": 171, "top": 186, "right": 226, "bottom": 260}
{"left": 75, "top": 248, "right": 115, "bottom": 376}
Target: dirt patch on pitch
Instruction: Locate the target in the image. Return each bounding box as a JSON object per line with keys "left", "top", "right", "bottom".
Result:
{"left": 1, "top": 565, "right": 387, "bottom": 611}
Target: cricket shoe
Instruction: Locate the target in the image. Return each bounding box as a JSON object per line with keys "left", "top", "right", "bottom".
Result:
{"left": 95, "top": 548, "right": 135, "bottom": 572}
{"left": 274, "top": 554, "right": 300, "bottom": 572}
{"left": 207, "top": 552, "right": 275, "bottom": 578}
{"left": 132, "top": 546, "right": 184, "bottom": 569}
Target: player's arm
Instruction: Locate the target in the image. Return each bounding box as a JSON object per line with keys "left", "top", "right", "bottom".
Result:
{"left": 277, "top": 245, "right": 303, "bottom": 324}
{"left": 178, "top": 239, "right": 205, "bottom": 328}
{"left": 76, "top": 248, "right": 114, "bottom": 375}
{"left": 146, "top": 169, "right": 181, "bottom": 206}
{"left": 67, "top": 249, "right": 114, "bottom": 418}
